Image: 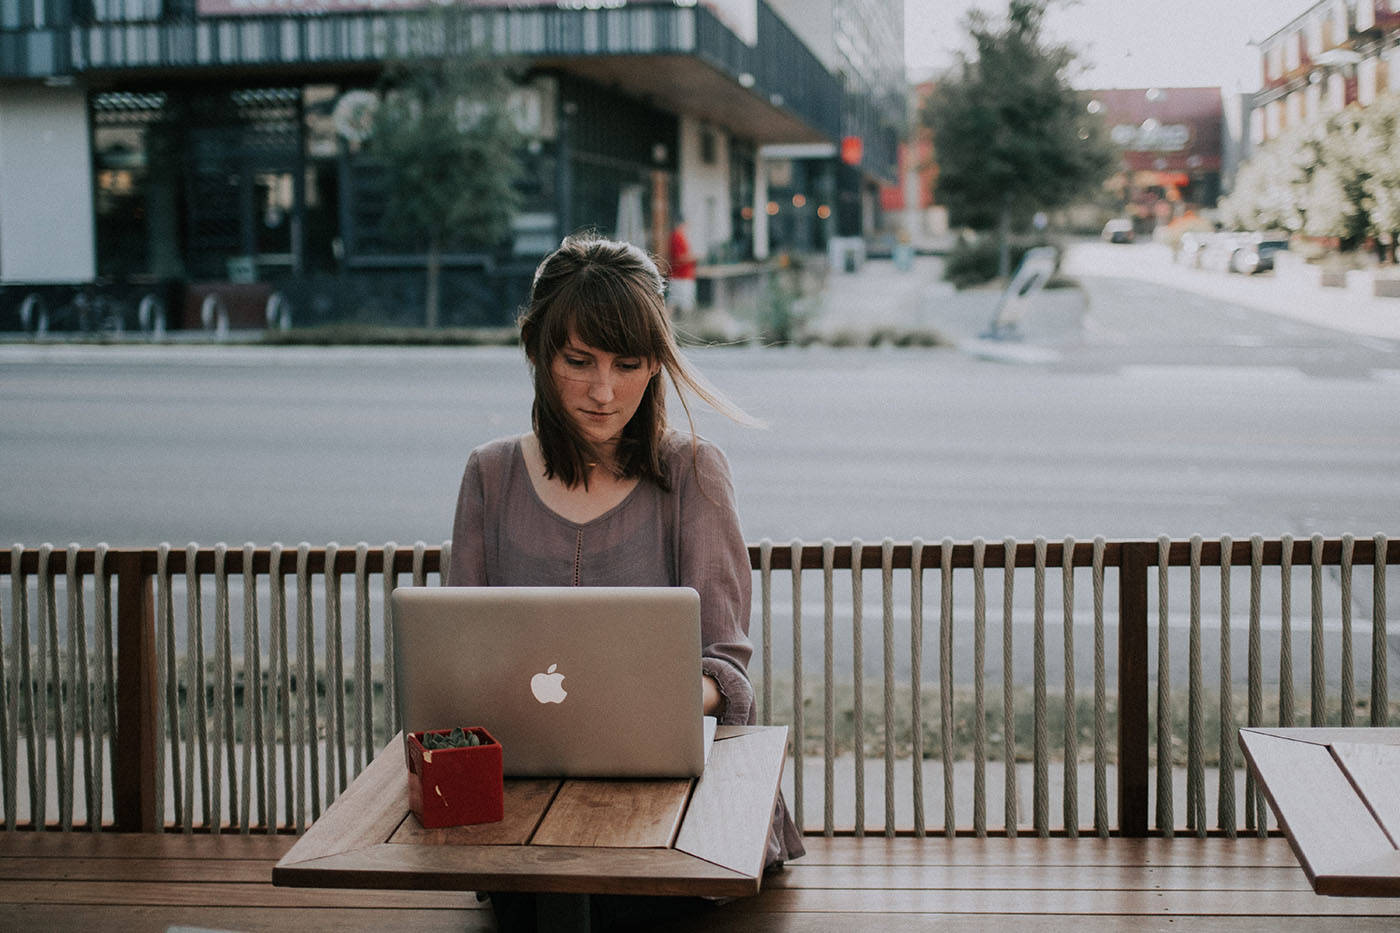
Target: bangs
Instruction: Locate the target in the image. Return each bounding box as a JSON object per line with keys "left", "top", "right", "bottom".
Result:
{"left": 536, "top": 262, "right": 669, "bottom": 362}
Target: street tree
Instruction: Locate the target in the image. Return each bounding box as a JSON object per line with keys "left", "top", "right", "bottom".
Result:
{"left": 367, "top": 35, "right": 522, "bottom": 327}
{"left": 921, "top": 0, "right": 1115, "bottom": 278}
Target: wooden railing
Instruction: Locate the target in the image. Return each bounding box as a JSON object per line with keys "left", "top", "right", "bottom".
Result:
{"left": 1, "top": 535, "right": 1394, "bottom": 837}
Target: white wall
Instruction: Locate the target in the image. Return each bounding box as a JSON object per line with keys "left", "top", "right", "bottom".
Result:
{"left": 0, "top": 86, "right": 96, "bottom": 283}
{"left": 677, "top": 114, "right": 732, "bottom": 263}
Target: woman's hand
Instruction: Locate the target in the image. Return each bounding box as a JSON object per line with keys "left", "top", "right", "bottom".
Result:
{"left": 702, "top": 673, "right": 725, "bottom": 717}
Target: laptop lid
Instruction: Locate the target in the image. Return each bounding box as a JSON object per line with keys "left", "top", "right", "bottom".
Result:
{"left": 392, "top": 586, "right": 705, "bottom": 778}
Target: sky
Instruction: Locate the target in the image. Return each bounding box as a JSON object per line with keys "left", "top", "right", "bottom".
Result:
{"left": 904, "top": 0, "right": 1314, "bottom": 93}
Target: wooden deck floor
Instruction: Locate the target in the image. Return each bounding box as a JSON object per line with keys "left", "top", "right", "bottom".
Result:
{"left": 2, "top": 832, "right": 1398, "bottom": 931}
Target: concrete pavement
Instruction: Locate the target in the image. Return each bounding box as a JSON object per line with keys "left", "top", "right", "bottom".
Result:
{"left": 794, "top": 239, "right": 1400, "bottom": 349}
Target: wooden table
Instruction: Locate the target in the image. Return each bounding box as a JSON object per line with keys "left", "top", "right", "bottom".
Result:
{"left": 274, "top": 725, "right": 788, "bottom": 927}
{"left": 1239, "top": 726, "right": 1400, "bottom": 896}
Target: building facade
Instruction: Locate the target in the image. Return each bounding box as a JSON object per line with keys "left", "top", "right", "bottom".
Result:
{"left": 0, "top": 0, "right": 897, "bottom": 327}
{"left": 1252, "top": 0, "right": 1400, "bottom": 147}
{"left": 1086, "top": 87, "right": 1225, "bottom": 234}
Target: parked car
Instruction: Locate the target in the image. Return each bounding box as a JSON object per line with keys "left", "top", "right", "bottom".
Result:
{"left": 1192, "top": 231, "right": 1289, "bottom": 274}
{"left": 1101, "top": 218, "right": 1135, "bottom": 244}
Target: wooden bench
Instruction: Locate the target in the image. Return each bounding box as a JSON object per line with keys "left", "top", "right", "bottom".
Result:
{"left": 4, "top": 832, "right": 1400, "bottom": 930}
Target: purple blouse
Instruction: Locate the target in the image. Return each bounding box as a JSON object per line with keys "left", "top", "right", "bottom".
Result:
{"left": 447, "top": 430, "right": 803, "bottom": 863}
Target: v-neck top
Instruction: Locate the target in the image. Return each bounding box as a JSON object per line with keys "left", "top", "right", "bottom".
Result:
{"left": 448, "top": 431, "right": 753, "bottom": 722}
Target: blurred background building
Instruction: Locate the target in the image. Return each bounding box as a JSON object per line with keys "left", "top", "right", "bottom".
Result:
{"left": 0, "top": 0, "right": 903, "bottom": 328}
{"left": 1250, "top": 0, "right": 1400, "bottom": 146}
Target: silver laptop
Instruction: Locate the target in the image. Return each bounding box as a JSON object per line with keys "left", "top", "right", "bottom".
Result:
{"left": 392, "top": 586, "right": 708, "bottom": 778}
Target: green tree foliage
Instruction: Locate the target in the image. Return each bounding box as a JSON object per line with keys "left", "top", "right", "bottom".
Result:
{"left": 368, "top": 29, "right": 522, "bottom": 327}
{"left": 920, "top": 0, "right": 1115, "bottom": 277}
{"left": 1222, "top": 93, "right": 1400, "bottom": 255}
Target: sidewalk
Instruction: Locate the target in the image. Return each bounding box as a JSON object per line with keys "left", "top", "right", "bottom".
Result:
{"left": 1062, "top": 241, "right": 1400, "bottom": 344}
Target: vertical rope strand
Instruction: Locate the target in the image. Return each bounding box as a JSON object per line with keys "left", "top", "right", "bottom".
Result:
{"left": 1340, "top": 535, "right": 1355, "bottom": 727}
{"left": 183, "top": 543, "right": 208, "bottom": 833}
{"left": 1186, "top": 536, "right": 1204, "bottom": 837}
{"left": 93, "top": 540, "right": 112, "bottom": 829}
{"left": 880, "top": 538, "right": 895, "bottom": 837}
{"left": 938, "top": 538, "right": 954, "bottom": 837}
{"left": 241, "top": 543, "right": 264, "bottom": 833}
{"left": 789, "top": 540, "right": 804, "bottom": 835}
{"left": 1032, "top": 537, "right": 1048, "bottom": 837}
{"left": 64, "top": 543, "right": 85, "bottom": 830}
{"left": 269, "top": 543, "right": 289, "bottom": 832}
{"left": 40, "top": 545, "right": 59, "bottom": 831}
{"left": 92, "top": 544, "right": 112, "bottom": 831}
{"left": 1002, "top": 538, "right": 1017, "bottom": 837}
{"left": 5, "top": 545, "right": 26, "bottom": 830}
{"left": 381, "top": 543, "right": 399, "bottom": 748}
{"left": 1217, "top": 536, "right": 1236, "bottom": 837}
{"left": 759, "top": 541, "right": 772, "bottom": 726}
{"left": 1246, "top": 535, "right": 1266, "bottom": 836}
{"left": 296, "top": 543, "right": 315, "bottom": 827}
{"left": 850, "top": 539, "right": 865, "bottom": 836}
{"left": 14, "top": 545, "right": 37, "bottom": 829}
{"left": 972, "top": 538, "right": 987, "bottom": 838}
{"left": 1155, "top": 535, "right": 1173, "bottom": 837}
{"left": 821, "top": 540, "right": 835, "bottom": 838}
{"left": 909, "top": 539, "right": 925, "bottom": 838}
{"left": 325, "top": 542, "right": 346, "bottom": 803}
{"left": 156, "top": 545, "right": 178, "bottom": 829}
{"left": 353, "top": 543, "right": 372, "bottom": 776}
{"left": 1310, "top": 534, "right": 1326, "bottom": 728}
{"left": 1279, "top": 534, "right": 1295, "bottom": 728}
{"left": 1060, "top": 538, "right": 1078, "bottom": 837}
{"left": 211, "top": 544, "right": 231, "bottom": 834}
{"left": 1091, "top": 537, "right": 1108, "bottom": 838}
{"left": 1373, "top": 534, "right": 1389, "bottom": 725}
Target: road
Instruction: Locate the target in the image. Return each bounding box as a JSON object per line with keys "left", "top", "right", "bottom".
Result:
{"left": 2, "top": 242, "right": 1397, "bottom": 687}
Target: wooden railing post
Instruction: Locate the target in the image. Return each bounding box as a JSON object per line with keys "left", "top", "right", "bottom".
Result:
{"left": 1117, "top": 542, "right": 1151, "bottom": 836}
{"left": 112, "top": 550, "right": 159, "bottom": 832}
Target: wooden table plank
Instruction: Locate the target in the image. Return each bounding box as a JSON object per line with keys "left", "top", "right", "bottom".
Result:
{"left": 390, "top": 779, "right": 560, "bottom": 847}
{"left": 1247, "top": 727, "right": 1400, "bottom": 746}
{"left": 674, "top": 725, "right": 787, "bottom": 879}
{"left": 275, "top": 734, "right": 412, "bottom": 870}
{"left": 531, "top": 778, "right": 691, "bottom": 848}
{"left": 1240, "top": 728, "right": 1398, "bottom": 896}
{"left": 273, "top": 841, "right": 756, "bottom": 897}
{"left": 1332, "top": 742, "right": 1400, "bottom": 845}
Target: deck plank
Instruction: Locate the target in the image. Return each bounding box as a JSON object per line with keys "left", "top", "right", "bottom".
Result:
{"left": 3, "top": 831, "right": 1397, "bottom": 929}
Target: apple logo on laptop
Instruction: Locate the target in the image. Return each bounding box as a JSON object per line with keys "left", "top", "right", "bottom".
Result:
{"left": 530, "top": 663, "right": 567, "bottom": 704}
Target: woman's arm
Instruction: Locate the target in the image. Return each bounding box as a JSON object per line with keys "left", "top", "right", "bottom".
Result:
{"left": 678, "top": 439, "right": 755, "bottom": 725}
{"left": 447, "top": 451, "right": 489, "bottom": 587}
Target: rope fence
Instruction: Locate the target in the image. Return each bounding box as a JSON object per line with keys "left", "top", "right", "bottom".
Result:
{"left": 1, "top": 535, "right": 1395, "bottom": 835}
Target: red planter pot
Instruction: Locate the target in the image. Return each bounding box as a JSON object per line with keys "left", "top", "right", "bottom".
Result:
{"left": 405, "top": 727, "right": 504, "bottom": 828}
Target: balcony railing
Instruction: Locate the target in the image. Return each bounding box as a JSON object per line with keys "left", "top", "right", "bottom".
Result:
{"left": 1, "top": 535, "right": 1394, "bottom": 837}
{"left": 0, "top": 2, "right": 843, "bottom": 145}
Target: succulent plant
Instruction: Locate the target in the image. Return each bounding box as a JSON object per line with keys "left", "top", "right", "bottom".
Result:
{"left": 420, "top": 727, "right": 483, "bottom": 750}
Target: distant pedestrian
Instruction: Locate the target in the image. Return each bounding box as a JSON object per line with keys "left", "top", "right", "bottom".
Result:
{"left": 667, "top": 217, "right": 698, "bottom": 318}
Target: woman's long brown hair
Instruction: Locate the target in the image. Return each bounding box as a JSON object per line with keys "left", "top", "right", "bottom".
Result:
{"left": 517, "top": 233, "right": 752, "bottom": 490}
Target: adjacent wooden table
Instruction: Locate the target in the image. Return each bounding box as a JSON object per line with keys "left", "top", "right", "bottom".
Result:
{"left": 1239, "top": 726, "right": 1400, "bottom": 896}
{"left": 274, "top": 725, "right": 788, "bottom": 927}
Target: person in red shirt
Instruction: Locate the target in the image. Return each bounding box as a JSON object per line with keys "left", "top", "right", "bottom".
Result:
{"left": 667, "top": 218, "right": 698, "bottom": 318}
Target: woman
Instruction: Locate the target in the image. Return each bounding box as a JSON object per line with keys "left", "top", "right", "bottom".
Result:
{"left": 447, "top": 234, "right": 802, "bottom": 927}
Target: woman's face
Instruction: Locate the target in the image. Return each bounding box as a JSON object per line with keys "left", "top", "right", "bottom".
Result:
{"left": 549, "top": 333, "right": 659, "bottom": 451}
